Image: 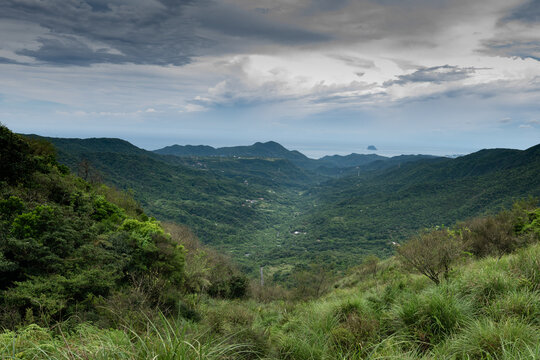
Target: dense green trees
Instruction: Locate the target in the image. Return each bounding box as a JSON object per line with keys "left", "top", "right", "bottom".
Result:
{"left": 0, "top": 125, "right": 188, "bottom": 326}
{"left": 0, "top": 124, "right": 254, "bottom": 330}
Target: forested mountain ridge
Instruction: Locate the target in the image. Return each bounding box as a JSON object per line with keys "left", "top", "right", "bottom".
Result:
{"left": 154, "top": 140, "right": 443, "bottom": 172}
{"left": 298, "top": 143, "right": 540, "bottom": 266}
{"left": 28, "top": 134, "right": 540, "bottom": 279}
{"left": 155, "top": 141, "right": 309, "bottom": 162}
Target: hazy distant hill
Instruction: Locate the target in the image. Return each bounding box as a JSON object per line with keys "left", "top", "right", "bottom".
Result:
{"left": 154, "top": 141, "right": 309, "bottom": 162}
{"left": 27, "top": 134, "right": 540, "bottom": 273}
{"left": 154, "top": 141, "right": 442, "bottom": 174}
{"left": 318, "top": 153, "right": 386, "bottom": 167}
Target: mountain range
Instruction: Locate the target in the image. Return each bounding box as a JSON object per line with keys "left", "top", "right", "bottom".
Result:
{"left": 28, "top": 135, "right": 540, "bottom": 275}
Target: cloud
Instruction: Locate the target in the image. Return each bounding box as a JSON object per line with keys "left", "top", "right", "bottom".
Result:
{"left": 501, "top": 0, "right": 540, "bottom": 24}
{"left": 180, "top": 104, "right": 207, "bottom": 113}
{"left": 499, "top": 117, "right": 513, "bottom": 123}
{"left": 192, "top": 3, "right": 331, "bottom": 45}
{"left": 481, "top": 39, "right": 540, "bottom": 62}
{"left": 1, "top": 0, "right": 200, "bottom": 66}
{"left": 17, "top": 36, "right": 126, "bottom": 66}
{"left": 0, "top": 56, "right": 24, "bottom": 65}
{"left": 480, "top": 0, "right": 540, "bottom": 61}
{"left": 384, "top": 65, "right": 481, "bottom": 86}
{"left": 329, "top": 55, "right": 375, "bottom": 69}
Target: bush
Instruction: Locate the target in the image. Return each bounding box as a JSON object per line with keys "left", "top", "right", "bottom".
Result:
{"left": 398, "top": 228, "right": 462, "bottom": 285}
{"left": 460, "top": 200, "right": 539, "bottom": 258}
{"left": 461, "top": 213, "right": 519, "bottom": 258}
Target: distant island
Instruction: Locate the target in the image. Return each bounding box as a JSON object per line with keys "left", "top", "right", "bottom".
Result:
{"left": 367, "top": 145, "right": 377, "bottom": 150}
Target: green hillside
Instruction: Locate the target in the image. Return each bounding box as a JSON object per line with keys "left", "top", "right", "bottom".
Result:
{"left": 28, "top": 136, "right": 320, "bottom": 275}
{"left": 154, "top": 141, "right": 310, "bottom": 163}
{"left": 154, "top": 141, "right": 442, "bottom": 174}
{"left": 2, "top": 135, "right": 539, "bottom": 359}
{"left": 298, "top": 144, "right": 540, "bottom": 267}
{"left": 27, "top": 135, "right": 540, "bottom": 279}
{"left": 0, "top": 126, "right": 185, "bottom": 326}
{"left": 2, "top": 124, "right": 540, "bottom": 359}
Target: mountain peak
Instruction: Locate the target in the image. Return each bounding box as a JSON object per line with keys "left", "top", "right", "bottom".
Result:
{"left": 154, "top": 141, "right": 308, "bottom": 161}
{"left": 253, "top": 141, "right": 286, "bottom": 150}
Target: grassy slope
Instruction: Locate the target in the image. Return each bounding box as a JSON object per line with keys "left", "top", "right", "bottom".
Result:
{"left": 4, "top": 236, "right": 539, "bottom": 359}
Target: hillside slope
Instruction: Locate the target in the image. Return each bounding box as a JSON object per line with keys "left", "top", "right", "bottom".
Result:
{"left": 0, "top": 126, "right": 187, "bottom": 327}
{"left": 3, "top": 200, "right": 539, "bottom": 359}
{"left": 30, "top": 134, "right": 540, "bottom": 277}
{"left": 155, "top": 141, "right": 309, "bottom": 162}
{"left": 299, "top": 144, "right": 540, "bottom": 265}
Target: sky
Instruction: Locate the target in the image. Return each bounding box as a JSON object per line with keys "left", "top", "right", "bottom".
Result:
{"left": 1, "top": 0, "right": 539, "bottom": 158}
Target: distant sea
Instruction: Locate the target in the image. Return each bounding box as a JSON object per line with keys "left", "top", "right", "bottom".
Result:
{"left": 294, "top": 144, "right": 479, "bottom": 159}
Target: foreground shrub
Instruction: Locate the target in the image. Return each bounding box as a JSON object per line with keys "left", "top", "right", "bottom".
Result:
{"left": 461, "top": 213, "right": 520, "bottom": 258}
{"left": 398, "top": 228, "right": 462, "bottom": 285}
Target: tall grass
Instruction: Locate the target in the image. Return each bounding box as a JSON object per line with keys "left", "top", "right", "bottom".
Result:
{"left": 269, "top": 243, "right": 540, "bottom": 359}
{"left": 0, "top": 314, "right": 254, "bottom": 359}
{"left": 2, "top": 242, "right": 538, "bottom": 359}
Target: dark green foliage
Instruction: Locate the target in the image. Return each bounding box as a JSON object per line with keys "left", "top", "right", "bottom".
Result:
{"left": 459, "top": 199, "right": 539, "bottom": 258}
{"left": 0, "top": 196, "right": 25, "bottom": 221}
{"left": 208, "top": 273, "right": 249, "bottom": 299}
{"left": 92, "top": 195, "right": 125, "bottom": 222}
{"left": 0, "top": 126, "right": 187, "bottom": 327}
{"left": 0, "top": 125, "right": 38, "bottom": 185}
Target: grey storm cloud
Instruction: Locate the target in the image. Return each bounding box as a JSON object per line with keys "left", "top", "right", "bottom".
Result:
{"left": 17, "top": 36, "right": 127, "bottom": 66}
{"left": 481, "top": 39, "right": 540, "bottom": 62}
{"left": 501, "top": 0, "right": 540, "bottom": 24}
{"left": 0, "top": 0, "right": 331, "bottom": 66}
{"left": 384, "top": 65, "right": 480, "bottom": 86}
{"left": 1, "top": 0, "right": 202, "bottom": 66}
{"left": 0, "top": 56, "right": 23, "bottom": 65}
{"left": 192, "top": 4, "right": 331, "bottom": 45}
{"left": 481, "top": 0, "right": 540, "bottom": 61}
